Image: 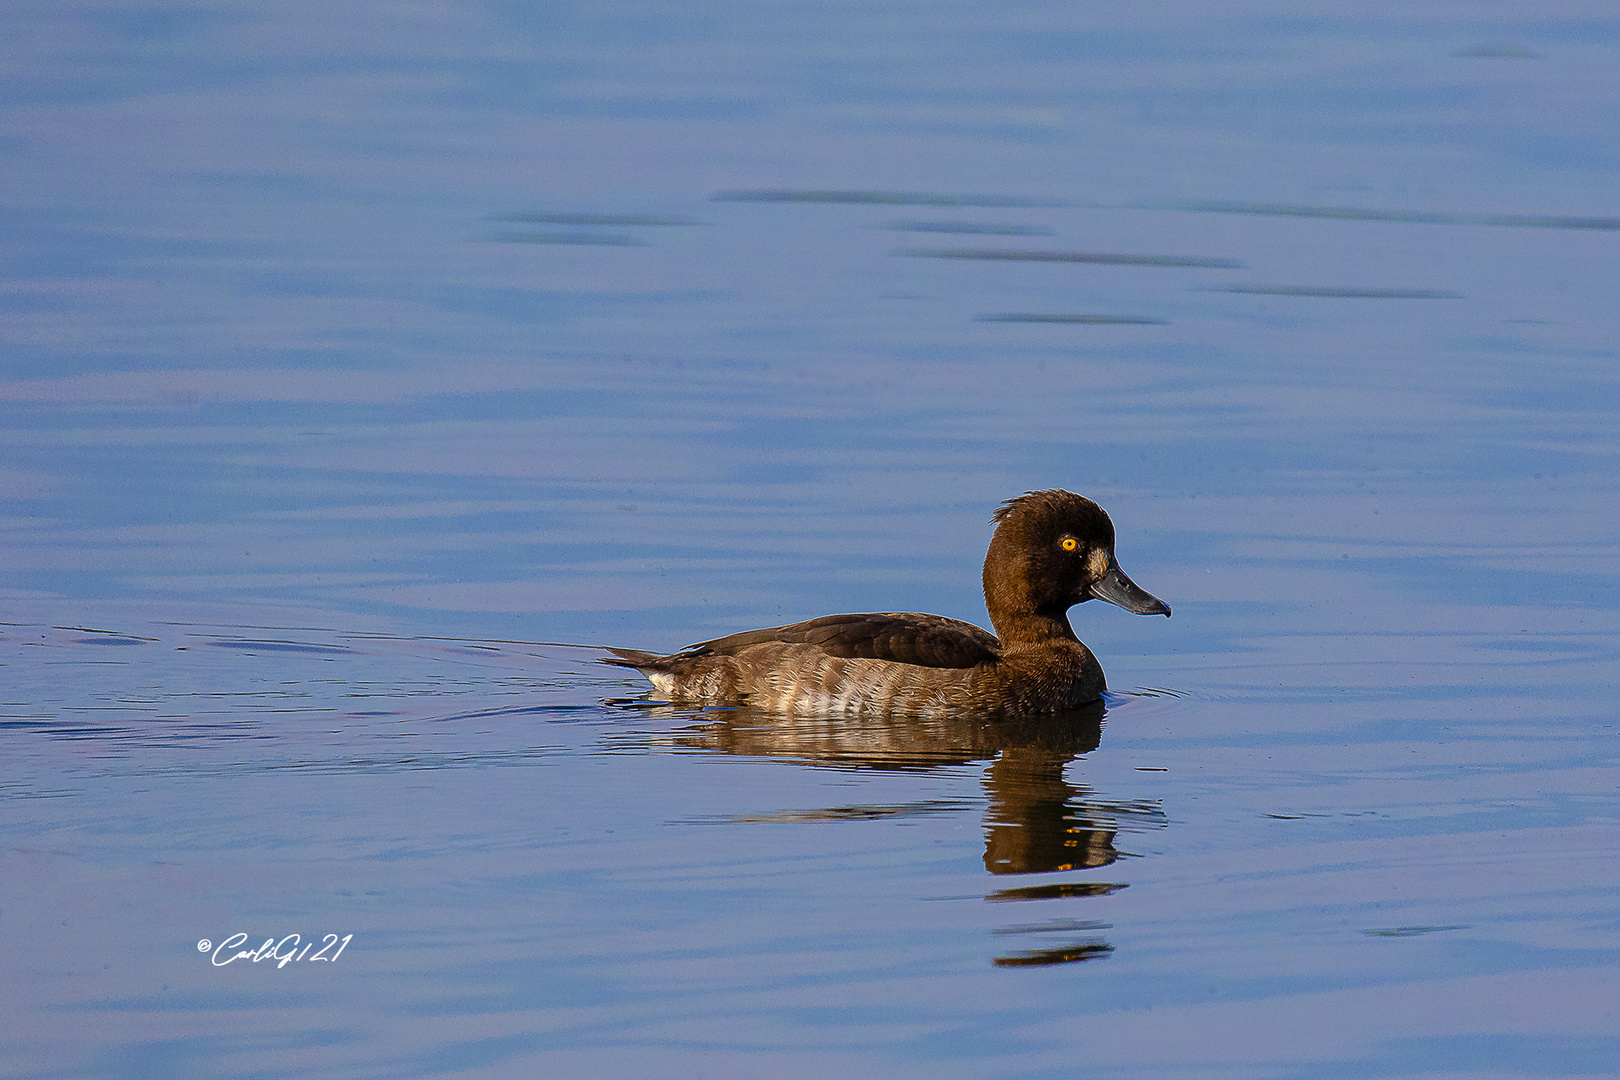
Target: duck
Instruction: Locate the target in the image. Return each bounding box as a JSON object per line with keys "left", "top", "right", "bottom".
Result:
{"left": 602, "top": 489, "right": 1170, "bottom": 718}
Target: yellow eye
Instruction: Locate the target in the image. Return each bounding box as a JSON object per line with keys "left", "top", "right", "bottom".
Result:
{"left": 1060, "top": 537, "right": 1078, "bottom": 552}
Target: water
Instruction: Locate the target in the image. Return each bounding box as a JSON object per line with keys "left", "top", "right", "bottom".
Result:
{"left": 4, "top": 3, "right": 1619, "bottom": 1076}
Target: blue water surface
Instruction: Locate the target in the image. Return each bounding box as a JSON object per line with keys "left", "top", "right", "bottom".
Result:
{"left": 3, "top": 2, "right": 1618, "bottom": 1077}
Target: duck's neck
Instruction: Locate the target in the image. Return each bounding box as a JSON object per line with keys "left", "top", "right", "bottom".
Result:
{"left": 989, "top": 605, "right": 1079, "bottom": 650}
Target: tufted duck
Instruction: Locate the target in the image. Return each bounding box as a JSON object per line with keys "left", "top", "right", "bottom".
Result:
{"left": 603, "top": 489, "right": 1170, "bottom": 717}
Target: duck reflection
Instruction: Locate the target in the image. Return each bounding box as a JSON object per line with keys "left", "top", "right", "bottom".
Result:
{"left": 618, "top": 697, "right": 1165, "bottom": 966}
{"left": 984, "top": 742, "right": 1122, "bottom": 875}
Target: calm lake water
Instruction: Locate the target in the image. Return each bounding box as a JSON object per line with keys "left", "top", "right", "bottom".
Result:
{"left": 4, "top": 3, "right": 1618, "bottom": 1077}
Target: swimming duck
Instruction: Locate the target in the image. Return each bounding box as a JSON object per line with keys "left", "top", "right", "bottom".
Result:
{"left": 603, "top": 489, "right": 1170, "bottom": 718}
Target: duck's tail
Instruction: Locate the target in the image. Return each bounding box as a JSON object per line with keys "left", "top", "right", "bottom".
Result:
{"left": 599, "top": 647, "right": 669, "bottom": 672}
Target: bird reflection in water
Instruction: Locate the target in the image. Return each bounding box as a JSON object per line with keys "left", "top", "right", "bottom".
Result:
{"left": 613, "top": 697, "right": 1166, "bottom": 966}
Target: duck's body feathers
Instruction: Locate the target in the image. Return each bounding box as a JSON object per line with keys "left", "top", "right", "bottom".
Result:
{"left": 604, "top": 613, "right": 1009, "bottom": 718}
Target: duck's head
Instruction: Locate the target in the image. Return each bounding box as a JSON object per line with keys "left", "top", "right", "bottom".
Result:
{"left": 983, "top": 489, "right": 1170, "bottom": 634}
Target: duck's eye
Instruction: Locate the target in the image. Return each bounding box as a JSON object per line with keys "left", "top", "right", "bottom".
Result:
{"left": 1060, "top": 537, "right": 1078, "bottom": 552}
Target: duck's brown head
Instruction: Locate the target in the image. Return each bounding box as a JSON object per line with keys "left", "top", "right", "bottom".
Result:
{"left": 983, "top": 489, "right": 1170, "bottom": 643}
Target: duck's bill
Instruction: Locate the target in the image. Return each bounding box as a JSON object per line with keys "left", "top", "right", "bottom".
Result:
{"left": 1091, "top": 563, "right": 1171, "bottom": 617}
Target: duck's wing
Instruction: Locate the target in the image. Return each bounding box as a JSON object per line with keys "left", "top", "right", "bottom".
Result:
{"left": 690, "top": 612, "right": 1000, "bottom": 669}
